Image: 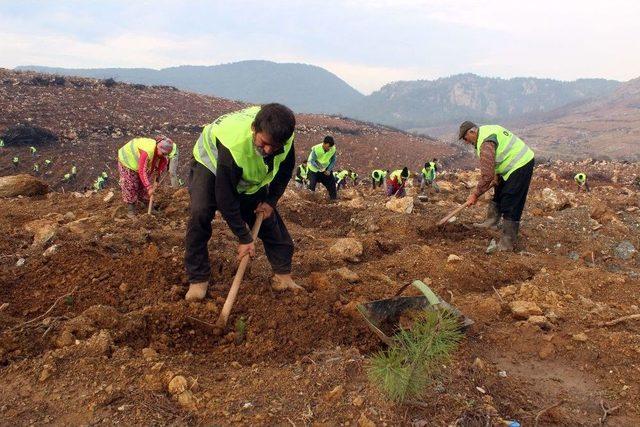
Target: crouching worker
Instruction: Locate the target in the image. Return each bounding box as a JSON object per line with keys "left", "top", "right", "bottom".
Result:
{"left": 386, "top": 167, "right": 409, "bottom": 197}
{"left": 117, "top": 136, "right": 173, "bottom": 216}
{"left": 185, "top": 104, "right": 303, "bottom": 301}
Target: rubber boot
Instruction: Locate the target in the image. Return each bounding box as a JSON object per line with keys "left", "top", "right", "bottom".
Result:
{"left": 473, "top": 201, "right": 500, "bottom": 229}
{"left": 271, "top": 274, "right": 304, "bottom": 292}
{"left": 185, "top": 282, "right": 208, "bottom": 301}
{"left": 497, "top": 220, "right": 519, "bottom": 252}
{"left": 126, "top": 203, "right": 136, "bottom": 218}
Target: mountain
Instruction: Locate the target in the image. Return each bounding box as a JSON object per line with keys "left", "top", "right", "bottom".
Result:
{"left": 16, "top": 61, "right": 365, "bottom": 115}
{"left": 347, "top": 73, "right": 621, "bottom": 135}
{"left": 515, "top": 77, "right": 640, "bottom": 160}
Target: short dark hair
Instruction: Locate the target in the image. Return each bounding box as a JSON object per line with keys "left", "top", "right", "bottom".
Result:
{"left": 401, "top": 167, "right": 409, "bottom": 178}
{"left": 323, "top": 135, "right": 335, "bottom": 146}
{"left": 253, "top": 103, "right": 296, "bottom": 146}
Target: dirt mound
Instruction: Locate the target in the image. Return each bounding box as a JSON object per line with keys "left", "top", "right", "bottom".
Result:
{"left": 1, "top": 124, "right": 58, "bottom": 146}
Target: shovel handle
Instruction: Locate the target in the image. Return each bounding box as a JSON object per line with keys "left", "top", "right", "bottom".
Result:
{"left": 437, "top": 202, "right": 470, "bottom": 226}
{"left": 215, "top": 212, "right": 264, "bottom": 329}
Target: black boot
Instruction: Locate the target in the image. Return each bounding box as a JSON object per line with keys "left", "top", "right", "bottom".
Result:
{"left": 497, "top": 220, "right": 519, "bottom": 251}
{"left": 473, "top": 201, "right": 500, "bottom": 229}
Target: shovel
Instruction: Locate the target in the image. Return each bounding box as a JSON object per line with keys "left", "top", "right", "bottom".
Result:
{"left": 437, "top": 201, "right": 470, "bottom": 226}
{"left": 147, "top": 173, "right": 168, "bottom": 215}
{"left": 357, "top": 280, "right": 473, "bottom": 345}
{"left": 214, "top": 212, "right": 264, "bottom": 333}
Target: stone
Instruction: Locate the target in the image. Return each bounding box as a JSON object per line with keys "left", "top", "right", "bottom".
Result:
{"left": 339, "top": 301, "right": 362, "bottom": 319}
{"left": 16, "top": 258, "right": 26, "bottom": 267}
{"left": 538, "top": 342, "right": 555, "bottom": 360}
{"left": 509, "top": 300, "right": 543, "bottom": 320}
{"left": 84, "top": 330, "right": 112, "bottom": 356}
{"left": 39, "top": 364, "right": 55, "bottom": 382}
{"left": 143, "top": 374, "right": 164, "bottom": 392}
{"left": 358, "top": 412, "right": 376, "bottom": 427}
{"left": 324, "top": 385, "right": 345, "bottom": 401}
{"left": 168, "top": 375, "right": 188, "bottom": 395}
{"left": 43, "top": 244, "right": 60, "bottom": 257}
{"left": 0, "top": 174, "right": 49, "bottom": 197}
{"left": 329, "top": 238, "right": 363, "bottom": 261}
{"left": 344, "top": 197, "right": 365, "bottom": 209}
{"left": 385, "top": 196, "right": 413, "bottom": 214}
{"left": 177, "top": 390, "right": 197, "bottom": 410}
{"left": 63, "top": 211, "right": 76, "bottom": 221}
{"left": 447, "top": 254, "right": 462, "bottom": 263}
{"left": 335, "top": 267, "right": 359, "bottom": 283}
{"left": 55, "top": 330, "right": 75, "bottom": 348}
{"left": 103, "top": 191, "right": 114, "bottom": 203}
{"left": 23, "top": 219, "right": 58, "bottom": 247}
{"left": 572, "top": 332, "right": 588, "bottom": 342}
{"left": 472, "top": 357, "right": 485, "bottom": 371}
{"left": 528, "top": 315, "right": 550, "bottom": 329}
{"left": 614, "top": 241, "right": 636, "bottom": 260}
{"left": 352, "top": 396, "right": 364, "bottom": 407}
{"left": 541, "top": 188, "right": 571, "bottom": 211}
{"left": 141, "top": 347, "right": 158, "bottom": 361}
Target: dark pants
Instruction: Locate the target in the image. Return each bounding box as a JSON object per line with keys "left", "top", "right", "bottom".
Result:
{"left": 494, "top": 158, "right": 534, "bottom": 222}
{"left": 308, "top": 171, "right": 337, "bottom": 199}
{"left": 184, "top": 161, "right": 294, "bottom": 283}
{"left": 372, "top": 179, "right": 383, "bottom": 189}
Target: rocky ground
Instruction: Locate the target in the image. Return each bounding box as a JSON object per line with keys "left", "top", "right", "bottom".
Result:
{"left": 0, "top": 161, "right": 639, "bottom": 426}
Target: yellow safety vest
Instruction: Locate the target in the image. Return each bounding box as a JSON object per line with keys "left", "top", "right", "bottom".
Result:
{"left": 477, "top": 125, "right": 534, "bottom": 180}
{"left": 307, "top": 143, "right": 336, "bottom": 172}
{"left": 118, "top": 138, "right": 156, "bottom": 171}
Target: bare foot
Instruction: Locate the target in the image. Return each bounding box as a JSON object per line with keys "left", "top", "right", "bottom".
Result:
{"left": 271, "top": 274, "right": 304, "bottom": 292}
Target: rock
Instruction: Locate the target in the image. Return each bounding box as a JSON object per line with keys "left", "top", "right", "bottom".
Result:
{"left": 308, "top": 272, "right": 334, "bottom": 291}
{"left": 39, "top": 364, "right": 55, "bottom": 382}
{"left": 177, "top": 390, "right": 197, "bottom": 410}
{"left": 43, "top": 244, "right": 60, "bottom": 257}
{"left": 16, "top": 258, "right": 26, "bottom": 267}
{"left": 509, "top": 300, "right": 543, "bottom": 320}
{"left": 385, "top": 196, "right": 413, "bottom": 214}
{"left": 541, "top": 188, "right": 571, "bottom": 211}
{"left": 437, "top": 181, "right": 454, "bottom": 192}
{"left": 486, "top": 239, "right": 498, "bottom": 254}
{"left": 168, "top": 375, "right": 188, "bottom": 395}
{"left": 472, "top": 357, "right": 486, "bottom": 371}
{"left": 63, "top": 211, "right": 76, "bottom": 221}
{"left": 358, "top": 412, "right": 376, "bottom": 427}
{"left": 23, "top": 219, "right": 58, "bottom": 247}
{"left": 103, "top": 191, "right": 114, "bottom": 203}
{"left": 141, "top": 347, "right": 158, "bottom": 361}
{"left": 538, "top": 342, "right": 555, "bottom": 360}
{"left": 84, "top": 330, "right": 113, "bottom": 356}
{"left": 142, "top": 374, "right": 164, "bottom": 392}
{"left": 572, "top": 332, "right": 588, "bottom": 342}
{"left": 352, "top": 396, "right": 364, "bottom": 407}
{"left": 324, "top": 385, "right": 345, "bottom": 402}
{"left": 343, "top": 197, "right": 365, "bottom": 209}
{"left": 329, "top": 238, "right": 363, "bottom": 261}
{"left": 0, "top": 174, "right": 49, "bottom": 197}
{"left": 339, "top": 301, "right": 362, "bottom": 319}
{"left": 55, "top": 330, "right": 75, "bottom": 348}
{"left": 614, "top": 241, "right": 636, "bottom": 260}
{"left": 447, "top": 254, "right": 462, "bottom": 263}
{"left": 335, "top": 267, "right": 359, "bottom": 283}
{"left": 527, "top": 315, "right": 550, "bottom": 329}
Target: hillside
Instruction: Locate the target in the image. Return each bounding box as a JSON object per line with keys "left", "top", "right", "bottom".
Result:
{"left": 516, "top": 78, "right": 640, "bottom": 160}
{"left": 348, "top": 73, "right": 620, "bottom": 134}
{"left": 0, "top": 69, "right": 456, "bottom": 192}
{"left": 16, "top": 61, "right": 365, "bottom": 115}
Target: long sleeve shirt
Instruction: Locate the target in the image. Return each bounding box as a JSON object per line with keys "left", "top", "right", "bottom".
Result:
{"left": 474, "top": 139, "right": 497, "bottom": 197}
{"left": 138, "top": 150, "right": 168, "bottom": 189}
{"left": 309, "top": 149, "right": 336, "bottom": 172}
{"left": 215, "top": 140, "right": 295, "bottom": 244}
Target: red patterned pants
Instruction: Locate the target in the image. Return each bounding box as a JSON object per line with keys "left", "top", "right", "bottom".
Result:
{"left": 118, "top": 162, "right": 150, "bottom": 204}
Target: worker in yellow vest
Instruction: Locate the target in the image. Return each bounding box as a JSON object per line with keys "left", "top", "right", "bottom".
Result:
{"left": 386, "top": 167, "right": 409, "bottom": 197}
{"left": 294, "top": 160, "right": 309, "bottom": 188}
{"left": 420, "top": 159, "right": 440, "bottom": 193}
{"left": 117, "top": 135, "right": 173, "bottom": 216}
{"left": 306, "top": 136, "right": 337, "bottom": 199}
{"left": 371, "top": 169, "right": 387, "bottom": 189}
{"left": 574, "top": 173, "right": 589, "bottom": 192}
{"left": 335, "top": 169, "right": 350, "bottom": 191}
{"left": 185, "top": 104, "right": 302, "bottom": 301}
{"left": 459, "top": 121, "right": 535, "bottom": 252}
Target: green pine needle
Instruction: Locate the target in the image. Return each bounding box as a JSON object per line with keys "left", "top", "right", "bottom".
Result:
{"left": 367, "top": 309, "right": 462, "bottom": 403}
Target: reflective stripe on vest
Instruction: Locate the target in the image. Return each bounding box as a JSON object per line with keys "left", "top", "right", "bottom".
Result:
{"left": 389, "top": 169, "right": 405, "bottom": 183}
{"left": 193, "top": 106, "right": 294, "bottom": 194}
{"left": 168, "top": 143, "right": 178, "bottom": 159}
{"left": 118, "top": 138, "right": 156, "bottom": 171}
{"left": 299, "top": 164, "right": 308, "bottom": 179}
{"left": 337, "top": 170, "right": 349, "bottom": 180}
{"left": 476, "top": 125, "right": 534, "bottom": 180}
{"left": 372, "top": 170, "right": 385, "bottom": 180}
{"left": 307, "top": 143, "right": 336, "bottom": 172}
{"left": 575, "top": 173, "right": 586, "bottom": 184}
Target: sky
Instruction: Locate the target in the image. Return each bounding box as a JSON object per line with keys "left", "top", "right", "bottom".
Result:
{"left": 0, "top": 0, "right": 639, "bottom": 94}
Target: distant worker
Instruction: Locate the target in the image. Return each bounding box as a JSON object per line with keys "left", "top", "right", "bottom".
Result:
{"left": 71, "top": 165, "right": 77, "bottom": 176}
{"left": 574, "top": 173, "right": 590, "bottom": 192}
{"left": 101, "top": 171, "right": 108, "bottom": 183}
{"left": 387, "top": 167, "right": 409, "bottom": 197}
{"left": 350, "top": 170, "right": 359, "bottom": 186}
{"left": 294, "top": 160, "right": 309, "bottom": 188}
{"left": 12, "top": 156, "right": 19, "bottom": 167}
{"left": 44, "top": 159, "right": 52, "bottom": 167}
{"left": 33, "top": 163, "right": 39, "bottom": 173}
{"left": 371, "top": 169, "right": 387, "bottom": 189}
{"left": 0, "top": 139, "right": 4, "bottom": 147}
{"left": 459, "top": 121, "right": 535, "bottom": 252}
{"left": 117, "top": 136, "right": 173, "bottom": 216}
{"left": 93, "top": 176, "right": 105, "bottom": 190}
{"left": 335, "top": 169, "right": 350, "bottom": 191}
{"left": 420, "top": 159, "right": 440, "bottom": 193}
{"left": 167, "top": 143, "right": 180, "bottom": 187}
{"left": 185, "top": 104, "right": 301, "bottom": 301}
{"left": 307, "top": 135, "right": 337, "bottom": 199}
{"left": 63, "top": 173, "right": 71, "bottom": 182}
{"left": 30, "top": 146, "right": 37, "bottom": 156}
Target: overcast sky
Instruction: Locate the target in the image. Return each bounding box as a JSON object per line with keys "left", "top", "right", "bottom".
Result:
{"left": 1, "top": 0, "right": 638, "bottom": 94}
